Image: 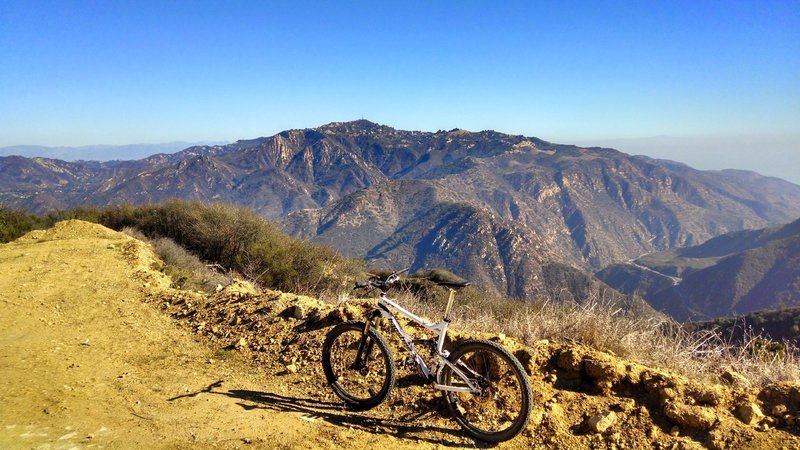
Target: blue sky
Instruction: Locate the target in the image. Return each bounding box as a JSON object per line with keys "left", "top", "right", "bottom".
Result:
{"left": 1, "top": 1, "right": 798, "bottom": 181}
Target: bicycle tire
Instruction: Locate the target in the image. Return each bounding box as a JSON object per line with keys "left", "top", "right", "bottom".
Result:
{"left": 321, "top": 320, "right": 396, "bottom": 410}
{"left": 439, "top": 339, "right": 533, "bottom": 442}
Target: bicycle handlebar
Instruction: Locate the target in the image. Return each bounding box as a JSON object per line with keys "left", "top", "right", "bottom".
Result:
{"left": 354, "top": 267, "right": 410, "bottom": 291}
{"left": 354, "top": 267, "right": 471, "bottom": 292}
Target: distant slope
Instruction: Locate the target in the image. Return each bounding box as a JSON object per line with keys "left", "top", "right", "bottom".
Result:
{"left": 685, "top": 306, "right": 800, "bottom": 344}
{"left": 598, "top": 218, "right": 800, "bottom": 320}
{"left": 0, "top": 142, "right": 226, "bottom": 161}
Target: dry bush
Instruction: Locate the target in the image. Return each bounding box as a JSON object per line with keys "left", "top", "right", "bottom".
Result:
{"left": 121, "top": 226, "right": 148, "bottom": 242}
{"left": 0, "top": 207, "right": 47, "bottom": 243}
{"left": 122, "top": 226, "right": 229, "bottom": 292}
{"left": 104, "top": 201, "right": 363, "bottom": 295}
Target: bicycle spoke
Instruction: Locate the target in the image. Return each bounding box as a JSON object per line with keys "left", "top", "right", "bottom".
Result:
{"left": 322, "top": 322, "right": 395, "bottom": 409}
{"left": 441, "top": 340, "right": 532, "bottom": 442}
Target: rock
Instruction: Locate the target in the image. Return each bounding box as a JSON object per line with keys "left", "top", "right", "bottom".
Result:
{"left": 669, "top": 425, "right": 680, "bottom": 437}
{"left": 556, "top": 348, "right": 584, "bottom": 372}
{"left": 584, "top": 356, "right": 626, "bottom": 394}
{"left": 721, "top": 370, "right": 749, "bottom": 387}
{"left": 235, "top": 337, "right": 247, "bottom": 349}
{"left": 771, "top": 404, "right": 788, "bottom": 416}
{"left": 586, "top": 410, "right": 617, "bottom": 433}
{"left": 215, "top": 284, "right": 224, "bottom": 292}
{"left": 687, "top": 384, "right": 725, "bottom": 406}
{"left": 285, "top": 364, "right": 298, "bottom": 374}
{"left": 736, "top": 402, "right": 765, "bottom": 425}
{"left": 664, "top": 402, "right": 718, "bottom": 430}
{"left": 758, "top": 384, "right": 800, "bottom": 413}
{"left": 656, "top": 387, "right": 679, "bottom": 404}
{"left": 611, "top": 398, "right": 636, "bottom": 413}
{"left": 221, "top": 280, "right": 259, "bottom": 296}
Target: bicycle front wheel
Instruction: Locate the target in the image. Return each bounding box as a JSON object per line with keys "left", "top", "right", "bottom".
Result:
{"left": 321, "top": 320, "right": 396, "bottom": 410}
{"left": 440, "top": 339, "right": 532, "bottom": 442}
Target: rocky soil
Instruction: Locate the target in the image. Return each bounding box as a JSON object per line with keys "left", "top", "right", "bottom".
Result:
{"left": 2, "top": 220, "right": 799, "bottom": 449}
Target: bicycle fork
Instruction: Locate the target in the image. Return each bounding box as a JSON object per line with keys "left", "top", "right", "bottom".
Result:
{"left": 352, "top": 316, "right": 378, "bottom": 373}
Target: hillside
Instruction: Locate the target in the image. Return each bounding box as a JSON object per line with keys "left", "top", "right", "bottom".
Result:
{"left": 2, "top": 220, "right": 799, "bottom": 449}
{"left": 598, "top": 218, "right": 800, "bottom": 321}
{"left": 3, "top": 120, "right": 800, "bottom": 302}
{"left": 685, "top": 307, "right": 800, "bottom": 344}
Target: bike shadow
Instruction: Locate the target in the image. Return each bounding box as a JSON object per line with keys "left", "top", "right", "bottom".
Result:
{"left": 170, "top": 380, "right": 494, "bottom": 448}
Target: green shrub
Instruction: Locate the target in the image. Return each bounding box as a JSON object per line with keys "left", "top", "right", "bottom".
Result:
{"left": 96, "top": 200, "right": 362, "bottom": 294}
{"left": 0, "top": 207, "right": 46, "bottom": 243}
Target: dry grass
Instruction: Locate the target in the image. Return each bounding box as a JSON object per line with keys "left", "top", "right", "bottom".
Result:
{"left": 122, "top": 227, "right": 230, "bottom": 292}
{"left": 347, "top": 286, "right": 800, "bottom": 387}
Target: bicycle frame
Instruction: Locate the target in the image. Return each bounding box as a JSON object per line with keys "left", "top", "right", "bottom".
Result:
{"left": 358, "top": 289, "right": 483, "bottom": 395}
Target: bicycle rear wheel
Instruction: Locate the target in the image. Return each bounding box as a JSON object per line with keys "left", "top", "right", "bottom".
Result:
{"left": 439, "top": 339, "right": 532, "bottom": 442}
{"left": 321, "top": 320, "right": 396, "bottom": 410}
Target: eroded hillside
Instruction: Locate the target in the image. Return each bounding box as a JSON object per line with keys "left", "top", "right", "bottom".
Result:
{"left": 1, "top": 221, "right": 799, "bottom": 449}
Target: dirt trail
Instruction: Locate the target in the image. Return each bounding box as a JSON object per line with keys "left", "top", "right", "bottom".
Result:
{"left": 0, "top": 221, "right": 423, "bottom": 449}
{"left": 2, "top": 221, "right": 799, "bottom": 449}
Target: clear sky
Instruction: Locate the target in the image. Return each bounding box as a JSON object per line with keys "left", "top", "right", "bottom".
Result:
{"left": 1, "top": 1, "right": 798, "bottom": 181}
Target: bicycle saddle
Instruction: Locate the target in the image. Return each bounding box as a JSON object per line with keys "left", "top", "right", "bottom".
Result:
{"left": 434, "top": 280, "right": 471, "bottom": 289}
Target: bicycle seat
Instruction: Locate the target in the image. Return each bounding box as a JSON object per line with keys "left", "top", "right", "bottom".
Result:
{"left": 434, "top": 280, "right": 471, "bottom": 289}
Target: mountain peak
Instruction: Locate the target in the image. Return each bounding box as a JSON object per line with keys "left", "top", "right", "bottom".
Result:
{"left": 318, "top": 119, "right": 384, "bottom": 132}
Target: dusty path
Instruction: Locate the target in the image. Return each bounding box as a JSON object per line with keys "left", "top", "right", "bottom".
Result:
{"left": 0, "top": 222, "right": 426, "bottom": 449}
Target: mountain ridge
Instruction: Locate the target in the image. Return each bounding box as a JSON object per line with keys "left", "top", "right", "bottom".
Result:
{"left": 3, "top": 120, "right": 800, "bottom": 305}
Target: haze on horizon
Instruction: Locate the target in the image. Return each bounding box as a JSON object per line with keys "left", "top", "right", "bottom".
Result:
{"left": 1, "top": 1, "right": 798, "bottom": 182}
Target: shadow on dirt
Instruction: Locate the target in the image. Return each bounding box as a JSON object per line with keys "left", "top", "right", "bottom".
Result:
{"left": 169, "top": 380, "right": 492, "bottom": 448}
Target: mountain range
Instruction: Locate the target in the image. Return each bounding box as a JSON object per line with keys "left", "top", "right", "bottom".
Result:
{"left": 2, "top": 120, "right": 800, "bottom": 306}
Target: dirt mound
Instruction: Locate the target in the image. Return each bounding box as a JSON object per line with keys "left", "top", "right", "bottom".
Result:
{"left": 16, "top": 219, "right": 128, "bottom": 242}
{"left": 3, "top": 220, "right": 799, "bottom": 449}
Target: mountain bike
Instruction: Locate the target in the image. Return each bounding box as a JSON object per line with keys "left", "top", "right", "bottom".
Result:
{"left": 321, "top": 269, "right": 533, "bottom": 443}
